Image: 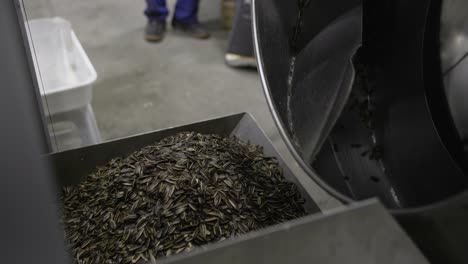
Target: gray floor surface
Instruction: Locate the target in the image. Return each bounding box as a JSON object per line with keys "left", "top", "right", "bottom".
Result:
{"left": 23, "top": 0, "right": 339, "bottom": 210}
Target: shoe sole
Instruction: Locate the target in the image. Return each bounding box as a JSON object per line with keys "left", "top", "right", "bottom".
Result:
{"left": 145, "top": 35, "right": 164, "bottom": 42}
{"left": 172, "top": 27, "right": 210, "bottom": 39}
{"left": 225, "top": 53, "right": 257, "bottom": 68}
{"left": 195, "top": 33, "right": 211, "bottom": 39}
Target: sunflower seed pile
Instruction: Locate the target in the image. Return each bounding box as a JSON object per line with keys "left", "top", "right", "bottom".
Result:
{"left": 63, "top": 132, "right": 306, "bottom": 264}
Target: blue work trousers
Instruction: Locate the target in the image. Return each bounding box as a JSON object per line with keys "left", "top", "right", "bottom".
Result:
{"left": 145, "top": 0, "right": 199, "bottom": 24}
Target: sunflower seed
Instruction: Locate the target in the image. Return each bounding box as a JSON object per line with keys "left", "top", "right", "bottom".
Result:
{"left": 62, "top": 132, "right": 306, "bottom": 263}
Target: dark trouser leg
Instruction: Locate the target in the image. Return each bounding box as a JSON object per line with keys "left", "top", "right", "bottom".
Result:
{"left": 145, "top": 0, "right": 169, "bottom": 21}
{"left": 174, "top": 0, "right": 199, "bottom": 24}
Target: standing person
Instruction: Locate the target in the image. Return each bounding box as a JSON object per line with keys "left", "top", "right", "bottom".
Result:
{"left": 144, "top": 0, "right": 210, "bottom": 42}
{"left": 225, "top": 0, "right": 256, "bottom": 67}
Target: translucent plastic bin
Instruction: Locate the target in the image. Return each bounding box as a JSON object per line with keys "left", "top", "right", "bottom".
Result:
{"left": 28, "top": 17, "right": 97, "bottom": 115}
{"left": 28, "top": 17, "right": 100, "bottom": 149}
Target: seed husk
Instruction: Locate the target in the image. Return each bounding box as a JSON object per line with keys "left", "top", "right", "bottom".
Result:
{"left": 62, "top": 132, "right": 306, "bottom": 263}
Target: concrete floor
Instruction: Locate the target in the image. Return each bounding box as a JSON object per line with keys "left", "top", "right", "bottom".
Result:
{"left": 23, "top": 0, "right": 339, "bottom": 210}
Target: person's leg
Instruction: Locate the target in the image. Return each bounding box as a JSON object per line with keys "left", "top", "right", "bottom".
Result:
{"left": 144, "top": 0, "right": 168, "bottom": 41}
{"left": 173, "top": 0, "right": 199, "bottom": 24}
{"left": 172, "top": 0, "right": 210, "bottom": 39}
{"left": 144, "top": 0, "right": 169, "bottom": 22}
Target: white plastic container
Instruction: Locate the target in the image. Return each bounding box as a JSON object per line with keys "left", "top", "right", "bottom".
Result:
{"left": 28, "top": 17, "right": 97, "bottom": 116}
{"left": 28, "top": 17, "right": 100, "bottom": 150}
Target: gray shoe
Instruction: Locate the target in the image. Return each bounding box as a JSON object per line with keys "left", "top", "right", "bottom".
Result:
{"left": 145, "top": 20, "right": 166, "bottom": 42}
{"left": 171, "top": 19, "right": 210, "bottom": 39}
{"left": 225, "top": 53, "right": 257, "bottom": 68}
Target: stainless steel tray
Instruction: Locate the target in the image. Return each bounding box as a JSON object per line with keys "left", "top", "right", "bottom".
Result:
{"left": 47, "top": 112, "right": 320, "bottom": 213}
{"left": 160, "top": 200, "right": 428, "bottom": 264}
{"left": 46, "top": 113, "right": 427, "bottom": 263}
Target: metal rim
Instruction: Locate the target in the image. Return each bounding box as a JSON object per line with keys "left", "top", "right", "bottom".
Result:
{"left": 251, "top": 0, "right": 353, "bottom": 205}
{"left": 252, "top": 0, "right": 468, "bottom": 214}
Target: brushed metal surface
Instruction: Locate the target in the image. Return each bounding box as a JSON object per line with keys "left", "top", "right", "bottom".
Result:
{"left": 159, "top": 200, "right": 429, "bottom": 264}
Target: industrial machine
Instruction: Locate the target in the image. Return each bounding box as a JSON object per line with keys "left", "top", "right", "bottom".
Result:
{"left": 2, "top": 0, "right": 468, "bottom": 263}
{"left": 253, "top": 0, "right": 468, "bottom": 262}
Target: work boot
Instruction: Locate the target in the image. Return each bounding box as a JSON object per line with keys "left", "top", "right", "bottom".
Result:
{"left": 171, "top": 19, "right": 210, "bottom": 39}
{"left": 225, "top": 53, "right": 257, "bottom": 68}
{"left": 145, "top": 20, "right": 166, "bottom": 42}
